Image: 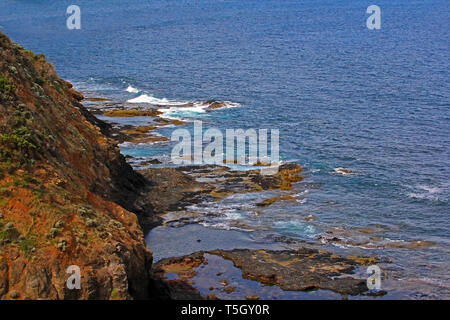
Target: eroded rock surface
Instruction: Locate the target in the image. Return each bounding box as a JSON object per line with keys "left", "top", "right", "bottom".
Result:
{"left": 0, "top": 32, "right": 153, "bottom": 300}
{"left": 152, "top": 248, "right": 381, "bottom": 298}
{"left": 210, "top": 249, "right": 373, "bottom": 296}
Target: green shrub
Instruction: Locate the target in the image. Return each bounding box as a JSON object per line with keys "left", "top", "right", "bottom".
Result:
{"left": 0, "top": 132, "right": 36, "bottom": 151}
{"left": 32, "top": 187, "right": 45, "bottom": 199}
{"left": 32, "top": 53, "right": 45, "bottom": 61}
{"left": 20, "top": 49, "right": 34, "bottom": 56}
{"left": 35, "top": 77, "right": 44, "bottom": 86}
{"left": 110, "top": 288, "right": 119, "bottom": 299}
{"left": 0, "top": 129, "right": 38, "bottom": 167}
{"left": 0, "top": 186, "right": 10, "bottom": 196}
{"left": 19, "top": 237, "right": 35, "bottom": 258}
{"left": 13, "top": 178, "right": 27, "bottom": 188}
{"left": 0, "top": 75, "right": 15, "bottom": 95}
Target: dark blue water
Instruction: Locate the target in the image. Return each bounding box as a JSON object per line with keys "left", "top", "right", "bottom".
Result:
{"left": 1, "top": 0, "right": 449, "bottom": 297}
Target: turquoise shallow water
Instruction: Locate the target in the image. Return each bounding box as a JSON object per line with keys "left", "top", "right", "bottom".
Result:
{"left": 1, "top": 0, "right": 449, "bottom": 298}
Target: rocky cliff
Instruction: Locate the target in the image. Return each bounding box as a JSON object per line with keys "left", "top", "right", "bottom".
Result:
{"left": 0, "top": 31, "right": 153, "bottom": 299}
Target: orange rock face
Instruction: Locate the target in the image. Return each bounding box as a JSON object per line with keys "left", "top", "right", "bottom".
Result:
{"left": 0, "top": 32, "right": 152, "bottom": 300}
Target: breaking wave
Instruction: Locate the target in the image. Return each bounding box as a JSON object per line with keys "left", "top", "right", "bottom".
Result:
{"left": 127, "top": 93, "right": 188, "bottom": 105}
{"left": 125, "top": 85, "right": 140, "bottom": 93}
{"left": 407, "top": 184, "right": 448, "bottom": 202}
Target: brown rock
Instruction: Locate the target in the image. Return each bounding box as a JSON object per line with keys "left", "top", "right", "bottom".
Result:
{"left": 223, "top": 286, "right": 235, "bottom": 294}
{"left": 69, "top": 87, "right": 84, "bottom": 101}
{"left": 0, "top": 31, "right": 154, "bottom": 300}
{"left": 9, "top": 290, "right": 19, "bottom": 299}
{"left": 209, "top": 248, "right": 377, "bottom": 296}
{"left": 103, "top": 108, "right": 161, "bottom": 117}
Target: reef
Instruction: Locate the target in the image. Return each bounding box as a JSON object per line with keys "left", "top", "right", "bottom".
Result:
{"left": 152, "top": 248, "right": 381, "bottom": 298}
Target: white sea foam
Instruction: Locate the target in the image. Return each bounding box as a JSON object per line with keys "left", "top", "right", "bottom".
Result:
{"left": 407, "top": 193, "right": 438, "bottom": 200}
{"left": 118, "top": 142, "right": 134, "bottom": 148}
{"left": 158, "top": 103, "right": 208, "bottom": 119}
{"left": 128, "top": 93, "right": 188, "bottom": 105}
{"left": 293, "top": 190, "right": 309, "bottom": 197}
{"left": 199, "top": 222, "right": 253, "bottom": 232}
{"left": 407, "top": 184, "right": 446, "bottom": 201}
{"left": 125, "top": 85, "right": 140, "bottom": 93}
{"left": 333, "top": 167, "right": 354, "bottom": 175}
{"left": 274, "top": 220, "right": 316, "bottom": 235}
{"left": 158, "top": 101, "right": 240, "bottom": 119}
{"left": 417, "top": 185, "right": 442, "bottom": 194}
{"left": 127, "top": 92, "right": 240, "bottom": 120}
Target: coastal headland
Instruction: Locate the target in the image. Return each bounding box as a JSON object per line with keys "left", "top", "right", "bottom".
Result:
{"left": 0, "top": 31, "right": 385, "bottom": 300}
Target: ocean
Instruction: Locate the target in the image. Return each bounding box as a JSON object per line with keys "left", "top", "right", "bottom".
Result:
{"left": 1, "top": 0, "right": 449, "bottom": 298}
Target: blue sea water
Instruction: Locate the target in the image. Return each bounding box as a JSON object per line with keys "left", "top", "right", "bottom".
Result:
{"left": 1, "top": 0, "right": 449, "bottom": 298}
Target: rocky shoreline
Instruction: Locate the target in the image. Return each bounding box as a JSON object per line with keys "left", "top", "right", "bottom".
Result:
{"left": 0, "top": 32, "right": 153, "bottom": 299}
{"left": 82, "top": 95, "right": 387, "bottom": 299}
{"left": 152, "top": 248, "right": 382, "bottom": 300}
{"left": 0, "top": 31, "right": 386, "bottom": 300}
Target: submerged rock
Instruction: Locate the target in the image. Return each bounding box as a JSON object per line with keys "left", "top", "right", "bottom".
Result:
{"left": 152, "top": 248, "right": 382, "bottom": 298}
{"left": 209, "top": 248, "right": 373, "bottom": 296}
{"left": 256, "top": 194, "right": 297, "bottom": 207}
{"left": 103, "top": 108, "right": 162, "bottom": 117}
{"left": 206, "top": 101, "right": 227, "bottom": 110}
{"left": 318, "top": 227, "right": 435, "bottom": 250}
{"left": 333, "top": 168, "right": 354, "bottom": 175}
{"left": 223, "top": 286, "right": 235, "bottom": 293}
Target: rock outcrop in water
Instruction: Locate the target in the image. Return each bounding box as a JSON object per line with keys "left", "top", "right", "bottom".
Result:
{"left": 0, "top": 31, "right": 154, "bottom": 299}
{"left": 152, "top": 248, "right": 380, "bottom": 298}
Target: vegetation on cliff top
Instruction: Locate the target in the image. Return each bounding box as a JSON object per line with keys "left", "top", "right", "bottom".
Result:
{"left": 0, "top": 31, "right": 152, "bottom": 300}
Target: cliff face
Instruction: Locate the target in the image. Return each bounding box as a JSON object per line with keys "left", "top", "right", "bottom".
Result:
{"left": 0, "top": 32, "right": 152, "bottom": 299}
